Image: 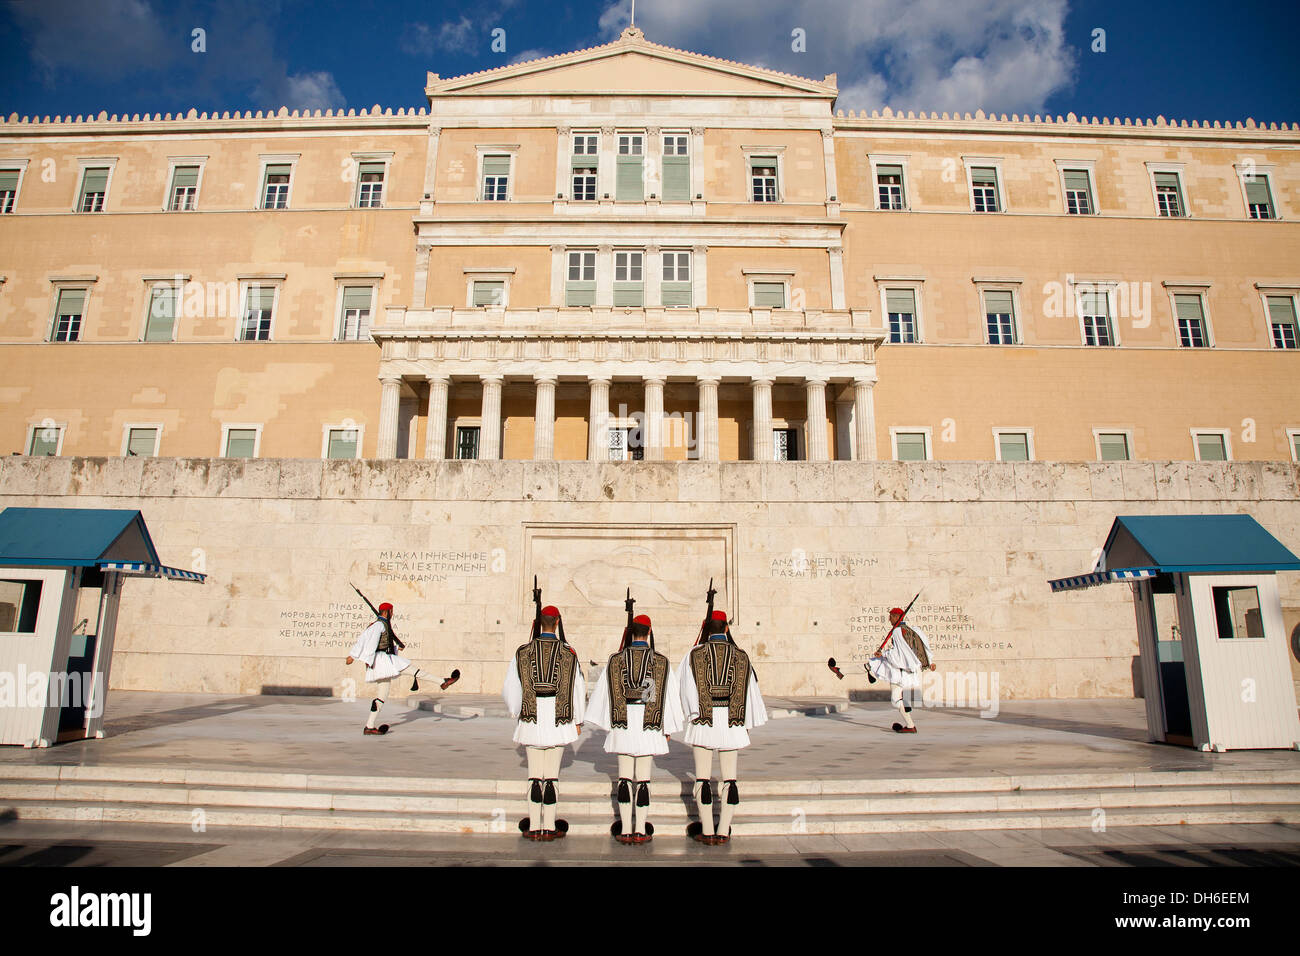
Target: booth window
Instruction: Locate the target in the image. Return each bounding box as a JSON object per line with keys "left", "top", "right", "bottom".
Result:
{"left": 1212, "top": 586, "right": 1263, "bottom": 640}
{"left": 0, "top": 578, "right": 43, "bottom": 632}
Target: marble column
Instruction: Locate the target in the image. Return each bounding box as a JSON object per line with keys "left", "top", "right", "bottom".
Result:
{"left": 423, "top": 375, "right": 450, "bottom": 460}
{"left": 479, "top": 375, "right": 503, "bottom": 460}
{"left": 853, "top": 373, "right": 878, "bottom": 461}
{"left": 587, "top": 377, "right": 610, "bottom": 461}
{"left": 750, "top": 377, "right": 773, "bottom": 461}
{"left": 805, "top": 377, "right": 830, "bottom": 462}
{"left": 377, "top": 375, "right": 402, "bottom": 459}
{"left": 533, "top": 376, "right": 557, "bottom": 460}
{"left": 644, "top": 377, "right": 665, "bottom": 461}
{"left": 697, "top": 376, "right": 720, "bottom": 462}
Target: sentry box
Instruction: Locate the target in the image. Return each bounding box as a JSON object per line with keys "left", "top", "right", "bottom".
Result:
{"left": 0, "top": 508, "right": 204, "bottom": 748}
{"left": 1050, "top": 514, "right": 1300, "bottom": 752}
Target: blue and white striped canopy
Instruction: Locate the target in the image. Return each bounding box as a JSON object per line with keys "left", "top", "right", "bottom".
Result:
{"left": 1048, "top": 567, "right": 1158, "bottom": 592}
{"left": 99, "top": 561, "right": 206, "bottom": 583}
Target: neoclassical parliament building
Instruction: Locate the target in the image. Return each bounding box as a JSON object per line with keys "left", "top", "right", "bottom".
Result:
{"left": 2, "top": 25, "right": 1297, "bottom": 468}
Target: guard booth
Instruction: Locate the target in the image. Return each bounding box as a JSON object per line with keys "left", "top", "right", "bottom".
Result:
{"left": 1050, "top": 515, "right": 1300, "bottom": 752}
{"left": 0, "top": 508, "right": 204, "bottom": 748}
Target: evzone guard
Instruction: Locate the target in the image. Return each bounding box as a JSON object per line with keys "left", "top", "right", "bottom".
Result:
{"left": 502, "top": 578, "right": 585, "bottom": 841}
{"left": 866, "top": 598, "right": 936, "bottom": 734}
{"left": 678, "top": 581, "right": 767, "bottom": 846}
{"left": 585, "top": 590, "right": 685, "bottom": 845}
{"left": 345, "top": 587, "right": 460, "bottom": 736}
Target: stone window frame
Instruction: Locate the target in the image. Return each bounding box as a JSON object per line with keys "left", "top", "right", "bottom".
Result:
{"left": 1069, "top": 277, "right": 1121, "bottom": 347}
{"left": 973, "top": 277, "right": 1023, "bottom": 345}
{"left": 120, "top": 423, "right": 164, "bottom": 457}
{"left": 1255, "top": 285, "right": 1299, "bottom": 350}
{"left": 220, "top": 423, "right": 263, "bottom": 458}
{"left": 140, "top": 273, "right": 190, "bottom": 343}
{"left": 74, "top": 157, "right": 118, "bottom": 213}
{"left": 0, "top": 158, "right": 31, "bottom": 213}
{"left": 1145, "top": 162, "right": 1188, "bottom": 218}
{"left": 890, "top": 426, "right": 932, "bottom": 461}
{"left": 26, "top": 420, "right": 67, "bottom": 456}
{"left": 764, "top": 415, "right": 806, "bottom": 461}
{"left": 452, "top": 417, "right": 483, "bottom": 460}
{"left": 477, "top": 144, "right": 519, "bottom": 202}
{"left": 163, "top": 156, "right": 207, "bottom": 212}
{"left": 351, "top": 151, "right": 394, "bottom": 209}
{"left": 742, "top": 145, "right": 785, "bottom": 204}
{"left": 1285, "top": 427, "right": 1300, "bottom": 463}
{"left": 606, "top": 414, "right": 644, "bottom": 462}
{"left": 868, "top": 154, "right": 911, "bottom": 211}
{"left": 875, "top": 275, "right": 926, "bottom": 343}
{"left": 1190, "top": 427, "right": 1232, "bottom": 462}
{"left": 235, "top": 276, "right": 285, "bottom": 342}
{"left": 257, "top": 154, "right": 299, "bottom": 210}
{"left": 1092, "top": 428, "right": 1135, "bottom": 462}
{"left": 1163, "top": 283, "right": 1215, "bottom": 349}
{"left": 744, "top": 269, "right": 794, "bottom": 309}
{"left": 464, "top": 269, "right": 513, "bottom": 310}
{"left": 321, "top": 422, "right": 365, "bottom": 460}
{"left": 962, "top": 156, "right": 1006, "bottom": 213}
{"left": 1233, "top": 162, "right": 1280, "bottom": 221}
{"left": 48, "top": 276, "right": 98, "bottom": 342}
{"left": 333, "top": 274, "right": 381, "bottom": 342}
{"left": 1054, "top": 159, "right": 1099, "bottom": 216}
{"left": 992, "top": 427, "right": 1035, "bottom": 462}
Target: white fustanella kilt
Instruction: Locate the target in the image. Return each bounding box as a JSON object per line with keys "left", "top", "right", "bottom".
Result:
{"left": 602, "top": 703, "right": 671, "bottom": 756}
{"left": 366, "top": 651, "right": 411, "bottom": 683}
{"left": 512, "top": 694, "right": 580, "bottom": 747}
{"left": 682, "top": 705, "right": 752, "bottom": 750}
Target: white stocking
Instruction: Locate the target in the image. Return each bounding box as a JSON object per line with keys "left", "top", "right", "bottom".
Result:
{"left": 366, "top": 679, "right": 391, "bottom": 729}
{"left": 525, "top": 746, "right": 545, "bottom": 831}
{"left": 541, "top": 746, "right": 563, "bottom": 830}
{"left": 717, "top": 749, "right": 740, "bottom": 836}
{"left": 692, "top": 746, "right": 715, "bottom": 836}
{"left": 633, "top": 755, "right": 654, "bottom": 834}
{"left": 616, "top": 753, "right": 635, "bottom": 834}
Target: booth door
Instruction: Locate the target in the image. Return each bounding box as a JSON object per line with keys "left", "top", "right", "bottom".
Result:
{"left": 56, "top": 567, "right": 104, "bottom": 742}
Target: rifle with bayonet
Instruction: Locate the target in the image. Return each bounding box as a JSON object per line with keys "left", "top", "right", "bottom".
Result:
{"left": 352, "top": 582, "right": 404, "bottom": 652}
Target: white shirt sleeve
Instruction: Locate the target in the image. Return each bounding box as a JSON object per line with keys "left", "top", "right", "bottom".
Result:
{"left": 585, "top": 666, "right": 611, "bottom": 730}
{"left": 350, "top": 621, "right": 381, "bottom": 663}
{"left": 571, "top": 655, "right": 586, "bottom": 724}
{"left": 744, "top": 669, "right": 768, "bottom": 730}
{"left": 663, "top": 665, "right": 686, "bottom": 736}
{"left": 677, "top": 651, "right": 699, "bottom": 723}
{"left": 502, "top": 654, "right": 522, "bottom": 718}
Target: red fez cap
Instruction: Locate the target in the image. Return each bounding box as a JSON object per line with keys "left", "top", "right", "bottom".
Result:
{"left": 541, "top": 605, "right": 560, "bottom": 618}
{"left": 889, "top": 607, "right": 905, "bottom": 616}
{"left": 710, "top": 610, "right": 729, "bottom": 622}
{"left": 633, "top": 613, "right": 652, "bottom": 627}
{"left": 378, "top": 602, "right": 394, "bottom": 614}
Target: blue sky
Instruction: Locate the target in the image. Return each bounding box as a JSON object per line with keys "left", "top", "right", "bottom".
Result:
{"left": 0, "top": 0, "right": 1296, "bottom": 123}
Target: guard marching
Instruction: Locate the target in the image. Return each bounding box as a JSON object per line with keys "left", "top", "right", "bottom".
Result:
{"left": 345, "top": 600, "right": 453, "bottom": 736}
{"left": 867, "top": 606, "right": 936, "bottom": 733}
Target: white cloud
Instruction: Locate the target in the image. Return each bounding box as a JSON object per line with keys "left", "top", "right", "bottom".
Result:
{"left": 597, "top": 0, "right": 1077, "bottom": 115}
{"left": 509, "top": 48, "right": 553, "bottom": 66}
{"left": 281, "top": 72, "right": 348, "bottom": 111}
{"left": 436, "top": 16, "right": 477, "bottom": 54}
{"left": 399, "top": 23, "right": 437, "bottom": 57}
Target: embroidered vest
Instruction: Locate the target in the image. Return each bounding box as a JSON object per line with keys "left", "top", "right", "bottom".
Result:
{"left": 376, "top": 620, "right": 396, "bottom": 655}
{"left": 607, "top": 646, "right": 670, "bottom": 731}
{"left": 515, "top": 637, "right": 577, "bottom": 725}
{"left": 690, "top": 641, "right": 751, "bottom": 727}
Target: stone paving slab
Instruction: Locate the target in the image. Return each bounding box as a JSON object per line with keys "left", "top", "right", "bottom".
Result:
{"left": 0, "top": 691, "right": 1297, "bottom": 784}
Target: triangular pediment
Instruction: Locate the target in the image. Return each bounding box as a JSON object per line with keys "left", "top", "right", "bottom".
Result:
{"left": 428, "top": 28, "right": 836, "bottom": 99}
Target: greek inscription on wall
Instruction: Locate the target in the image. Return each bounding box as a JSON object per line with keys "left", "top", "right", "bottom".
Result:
{"left": 770, "top": 552, "right": 879, "bottom": 578}
{"left": 374, "top": 549, "right": 489, "bottom": 583}
{"left": 280, "top": 602, "right": 372, "bottom": 651}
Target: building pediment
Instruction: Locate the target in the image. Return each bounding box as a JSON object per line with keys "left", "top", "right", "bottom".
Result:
{"left": 427, "top": 27, "right": 836, "bottom": 100}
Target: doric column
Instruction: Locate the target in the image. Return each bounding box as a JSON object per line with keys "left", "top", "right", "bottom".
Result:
{"left": 533, "top": 376, "right": 557, "bottom": 460}
{"left": 479, "top": 375, "right": 503, "bottom": 460}
{"left": 587, "top": 377, "right": 610, "bottom": 461}
{"left": 377, "top": 375, "right": 402, "bottom": 459}
{"left": 853, "top": 372, "right": 878, "bottom": 461}
{"left": 750, "top": 377, "right": 773, "bottom": 461}
{"left": 644, "top": 376, "right": 665, "bottom": 461}
{"left": 697, "top": 376, "right": 720, "bottom": 462}
{"left": 805, "top": 377, "right": 830, "bottom": 462}
{"left": 423, "top": 375, "right": 450, "bottom": 460}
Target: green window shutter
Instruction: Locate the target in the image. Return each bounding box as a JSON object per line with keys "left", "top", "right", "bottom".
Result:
{"left": 661, "top": 282, "right": 693, "bottom": 307}
{"left": 613, "top": 284, "right": 643, "bottom": 307}
{"left": 616, "top": 156, "right": 643, "bottom": 200}
{"left": 144, "top": 286, "right": 176, "bottom": 341}
{"left": 1267, "top": 296, "right": 1296, "bottom": 324}
{"left": 1196, "top": 434, "right": 1226, "bottom": 461}
{"left": 1245, "top": 178, "right": 1272, "bottom": 207}
{"left": 264, "top": 164, "right": 290, "bottom": 183}
{"left": 749, "top": 155, "right": 777, "bottom": 170}
{"left": 247, "top": 286, "right": 275, "bottom": 311}
{"left": 473, "top": 281, "right": 504, "bottom": 307}
{"left": 1174, "top": 294, "right": 1203, "bottom": 321}
{"left": 971, "top": 167, "right": 997, "bottom": 186}
{"left": 359, "top": 161, "right": 384, "bottom": 178}
{"left": 342, "top": 286, "right": 372, "bottom": 311}
{"left": 0, "top": 170, "right": 21, "bottom": 191}
{"left": 1098, "top": 433, "right": 1129, "bottom": 461}
{"left": 662, "top": 156, "right": 689, "bottom": 200}
{"left": 171, "top": 166, "right": 199, "bottom": 188}
{"left": 1154, "top": 172, "right": 1179, "bottom": 189}
{"left": 753, "top": 282, "right": 785, "bottom": 308}
{"left": 327, "top": 429, "right": 358, "bottom": 459}
{"left": 225, "top": 429, "right": 257, "bottom": 457}
{"left": 30, "top": 428, "right": 59, "bottom": 456}
{"left": 1078, "top": 288, "right": 1108, "bottom": 315}
{"left": 482, "top": 155, "right": 510, "bottom": 177}
{"left": 566, "top": 282, "right": 596, "bottom": 307}
{"left": 877, "top": 163, "right": 903, "bottom": 179}
{"left": 885, "top": 289, "right": 915, "bottom": 315}
{"left": 999, "top": 433, "right": 1029, "bottom": 461}
{"left": 57, "top": 289, "right": 86, "bottom": 315}
{"left": 81, "top": 168, "right": 109, "bottom": 193}
{"left": 895, "top": 433, "right": 926, "bottom": 461}
{"left": 984, "top": 290, "right": 1013, "bottom": 314}
{"left": 1063, "top": 170, "right": 1090, "bottom": 191}
{"left": 127, "top": 428, "right": 157, "bottom": 457}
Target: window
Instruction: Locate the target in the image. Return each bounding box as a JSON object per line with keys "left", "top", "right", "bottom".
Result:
{"left": 481, "top": 154, "right": 510, "bottom": 201}
{"left": 613, "top": 250, "right": 643, "bottom": 307}
{"left": 1290, "top": 430, "right": 1300, "bottom": 463}
{"left": 168, "top": 165, "right": 200, "bottom": 210}
{"left": 573, "top": 133, "right": 598, "bottom": 156}
{"left": 1096, "top": 432, "right": 1131, "bottom": 461}
{"left": 1154, "top": 171, "right": 1184, "bottom": 217}
{"left": 51, "top": 288, "right": 87, "bottom": 341}
{"left": 1193, "top": 431, "right": 1229, "bottom": 461}
{"left": 750, "top": 156, "right": 778, "bottom": 202}
{"left": 472, "top": 280, "right": 505, "bottom": 308}
{"left": 662, "top": 134, "right": 689, "bottom": 201}
{"left": 662, "top": 250, "right": 692, "bottom": 307}
{"left": 1266, "top": 295, "right": 1298, "bottom": 349}
{"left": 325, "top": 427, "right": 360, "bottom": 460}
{"left": 566, "top": 251, "right": 596, "bottom": 306}
{"left": 1244, "top": 175, "right": 1275, "bottom": 220}
{"left": 885, "top": 289, "right": 918, "bottom": 343}
{"left": 1174, "top": 293, "right": 1208, "bottom": 348}
{"left": 27, "top": 424, "right": 62, "bottom": 456}
{"left": 876, "top": 164, "right": 905, "bottom": 210}
{"left": 240, "top": 286, "right": 275, "bottom": 340}
{"left": 572, "top": 163, "right": 597, "bottom": 201}
{"left": 616, "top": 134, "right": 644, "bottom": 201}
{"left": 983, "top": 290, "right": 1017, "bottom": 344}
{"left": 0, "top": 578, "right": 43, "bottom": 632}
{"left": 752, "top": 281, "right": 786, "bottom": 309}
{"left": 78, "top": 167, "right": 109, "bottom": 212}
{"left": 455, "top": 426, "right": 480, "bottom": 460}
{"left": 773, "top": 428, "right": 799, "bottom": 461}
{"left": 893, "top": 431, "right": 928, "bottom": 461}
{"left": 609, "top": 427, "right": 643, "bottom": 461}
{"left": 144, "top": 285, "right": 178, "bottom": 341}
{"left": 1212, "top": 586, "right": 1263, "bottom": 640}
{"left": 1079, "top": 288, "right": 1114, "bottom": 346}
{"left": 995, "top": 430, "right": 1031, "bottom": 461}
{"left": 223, "top": 427, "right": 259, "bottom": 457}
{"left": 124, "top": 427, "right": 159, "bottom": 457}
{"left": 1062, "top": 169, "right": 1094, "bottom": 215}
{"left": 356, "top": 161, "right": 385, "bottom": 207}
{"left": 338, "top": 286, "right": 373, "bottom": 340}
{"left": 0, "top": 166, "right": 24, "bottom": 213}
{"left": 970, "top": 167, "right": 1000, "bottom": 212}
{"left": 261, "top": 164, "right": 291, "bottom": 209}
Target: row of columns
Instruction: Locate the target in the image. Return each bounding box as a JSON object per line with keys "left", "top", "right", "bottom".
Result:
{"left": 378, "top": 373, "right": 878, "bottom": 461}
